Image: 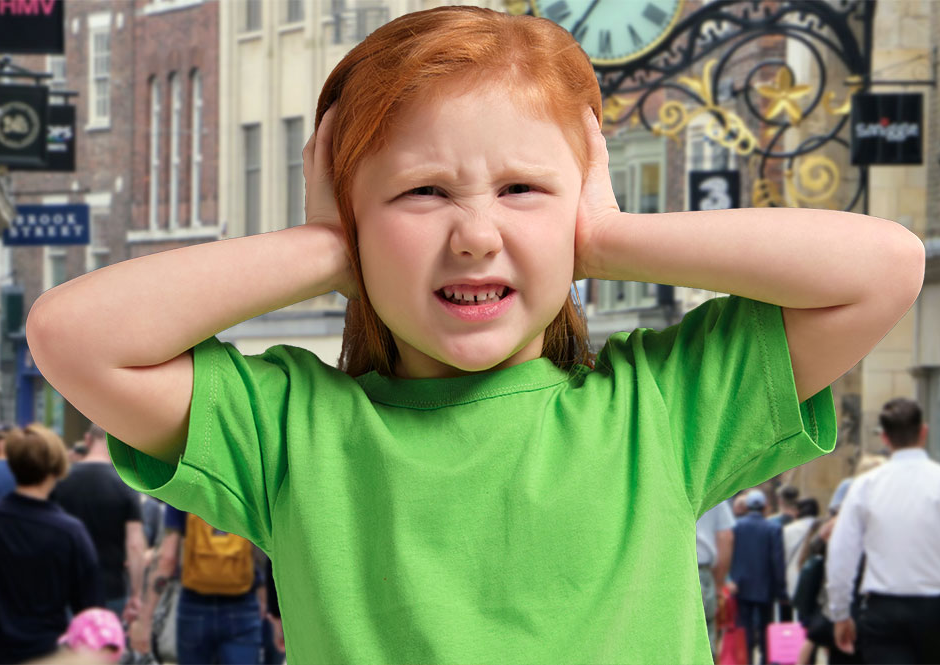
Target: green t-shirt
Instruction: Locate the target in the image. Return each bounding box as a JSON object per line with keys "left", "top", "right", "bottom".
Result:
{"left": 109, "top": 296, "right": 835, "bottom": 664}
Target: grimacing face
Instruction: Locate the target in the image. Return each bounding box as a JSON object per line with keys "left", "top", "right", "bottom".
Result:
{"left": 350, "top": 84, "right": 583, "bottom": 378}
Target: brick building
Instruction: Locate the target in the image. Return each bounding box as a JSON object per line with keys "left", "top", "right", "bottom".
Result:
{"left": 4, "top": 0, "right": 219, "bottom": 442}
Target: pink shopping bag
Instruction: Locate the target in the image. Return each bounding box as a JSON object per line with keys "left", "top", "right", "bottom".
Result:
{"left": 766, "top": 619, "right": 806, "bottom": 665}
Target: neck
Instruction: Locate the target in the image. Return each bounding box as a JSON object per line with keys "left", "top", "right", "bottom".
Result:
{"left": 16, "top": 477, "right": 55, "bottom": 500}
{"left": 83, "top": 440, "right": 110, "bottom": 462}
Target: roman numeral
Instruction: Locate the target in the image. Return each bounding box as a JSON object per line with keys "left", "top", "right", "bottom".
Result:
{"left": 573, "top": 22, "right": 588, "bottom": 43}
{"left": 598, "top": 29, "right": 612, "bottom": 56}
{"left": 628, "top": 24, "right": 643, "bottom": 48}
{"left": 642, "top": 2, "right": 668, "bottom": 26}
{"left": 544, "top": 0, "right": 571, "bottom": 23}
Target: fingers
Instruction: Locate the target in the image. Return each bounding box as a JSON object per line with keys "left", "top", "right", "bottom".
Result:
{"left": 304, "top": 105, "right": 341, "bottom": 226}
{"left": 582, "top": 105, "right": 608, "bottom": 171}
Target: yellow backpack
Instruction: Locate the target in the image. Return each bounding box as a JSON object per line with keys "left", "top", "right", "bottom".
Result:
{"left": 181, "top": 513, "right": 254, "bottom": 595}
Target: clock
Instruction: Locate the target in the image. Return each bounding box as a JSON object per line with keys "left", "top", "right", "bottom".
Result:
{"left": 530, "top": 0, "right": 685, "bottom": 67}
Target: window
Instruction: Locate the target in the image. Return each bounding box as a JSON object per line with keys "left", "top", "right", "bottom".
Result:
{"left": 284, "top": 0, "right": 303, "bottom": 23}
{"left": 168, "top": 73, "right": 182, "bottom": 229}
{"left": 89, "top": 27, "right": 111, "bottom": 125}
{"left": 244, "top": 0, "right": 262, "bottom": 31}
{"left": 244, "top": 124, "right": 262, "bottom": 236}
{"left": 49, "top": 250, "right": 67, "bottom": 287}
{"left": 190, "top": 70, "right": 203, "bottom": 226}
{"left": 149, "top": 78, "right": 161, "bottom": 230}
{"left": 87, "top": 213, "right": 110, "bottom": 272}
{"left": 325, "top": 0, "right": 389, "bottom": 44}
{"left": 47, "top": 55, "right": 66, "bottom": 89}
{"left": 284, "top": 117, "right": 304, "bottom": 228}
{"left": 595, "top": 151, "right": 663, "bottom": 312}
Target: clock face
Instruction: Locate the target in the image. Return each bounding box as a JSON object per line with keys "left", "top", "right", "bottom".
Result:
{"left": 531, "top": 0, "right": 684, "bottom": 66}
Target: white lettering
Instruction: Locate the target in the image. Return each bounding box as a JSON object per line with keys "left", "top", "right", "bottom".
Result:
{"left": 855, "top": 122, "right": 919, "bottom": 142}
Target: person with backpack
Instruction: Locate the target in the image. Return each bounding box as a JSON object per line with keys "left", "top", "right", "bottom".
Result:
{"left": 129, "top": 504, "right": 263, "bottom": 664}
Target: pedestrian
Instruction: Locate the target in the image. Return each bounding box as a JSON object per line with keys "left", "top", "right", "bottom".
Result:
{"left": 729, "top": 489, "right": 789, "bottom": 664}
{"left": 769, "top": 484, "right": 800, "bottom": 527}
{"left": 696, "top": 500, "right": 735, "bottom": 660}
{"left": 827, "top": 397, "right": 940, "bottom": 663}
{"left": 25, "top": 5, "right": 923, "bottom": 663}
{"left": 0, "top": 423, "right": 15, "bottom": 499}
{"left": 129, "top": 504, "right": 264, "bottom": 664}
{"left": 0, "top": 424, "right": 102, "bottom": 663}
{"left": 52, "top": 423, "right": 147, "bottom": 624}
{"left": 784, "top": 497, "right": 820, "bottom": 600}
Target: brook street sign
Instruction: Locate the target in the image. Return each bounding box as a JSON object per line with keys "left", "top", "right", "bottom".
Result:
{"left": 3, "top": 204, "right": 89, "bottom": 245}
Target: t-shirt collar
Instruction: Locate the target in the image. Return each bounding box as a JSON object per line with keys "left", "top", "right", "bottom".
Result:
{"left": 356, "top": 356, "right": 577, "bottom": 409}
{"left": 890, "top": 447, "right": 929, "bottom": 462}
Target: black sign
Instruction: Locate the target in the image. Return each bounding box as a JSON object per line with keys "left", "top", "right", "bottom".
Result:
{"left": 851, "top": 93, "right": 923, "bottom": 165}
{"left": 13, "top": 104, "right": 75, "bottom": 172}
{"left": 3, "top": 204, "right": 90, "bottom": 246}
{"left": 0, "top": 85, "right": 49, "bottom": 168}
{"left": 0, "top": 0, "right": 65, "bottom": 54}
{"left": 689, "top": 170, "right": 740, "bottom": 211}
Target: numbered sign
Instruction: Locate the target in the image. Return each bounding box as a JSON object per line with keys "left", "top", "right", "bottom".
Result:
{"left": 689, "top": 170, "right": 740, "bottom": 211}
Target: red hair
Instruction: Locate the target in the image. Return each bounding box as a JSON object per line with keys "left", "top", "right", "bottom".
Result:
{"left": 316, "top": 6, "right": 600, "bottom": 376}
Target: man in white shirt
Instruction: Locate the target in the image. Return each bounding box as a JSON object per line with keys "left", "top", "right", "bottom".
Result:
{"left": 827, "top": 398, "right": 940, "bottom": 663}
{"left": 696, "top": 501, "right": 735, "bottom": 659}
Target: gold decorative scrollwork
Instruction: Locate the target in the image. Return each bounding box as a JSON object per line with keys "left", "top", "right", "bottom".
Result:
{"left": 652, "top": 60, "right": 759, "bottom": 156}
{"left": 823, "top": 75, "right": 864, "bottom": 116}
{"left": 785, "top": 155, "right": 840, "bottom": 209}
{"left": 754, "top": 154, "right": 842, "bottom": 208}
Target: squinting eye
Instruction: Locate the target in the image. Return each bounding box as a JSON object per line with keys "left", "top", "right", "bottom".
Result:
{"left": 502, "top": 184, "right": 532, "bottom": 195}
{"left": 407, "top": 186, "right": 440, "bottom": 197}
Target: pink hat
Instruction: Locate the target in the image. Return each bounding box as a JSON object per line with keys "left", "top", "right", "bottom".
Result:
{"left": 58, "top": 608, "right": 125, "bottom": 662}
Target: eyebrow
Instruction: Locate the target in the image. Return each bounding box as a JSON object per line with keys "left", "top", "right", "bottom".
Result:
{"left": 391, "top": 164, "right": 561, "bottom": 184}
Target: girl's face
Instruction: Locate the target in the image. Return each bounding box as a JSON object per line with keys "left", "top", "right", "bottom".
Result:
{"left": 351, "top": 84, "right": 583, "bottom": 378}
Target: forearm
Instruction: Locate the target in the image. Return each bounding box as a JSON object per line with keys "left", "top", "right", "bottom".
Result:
{"left": 27, "top": 223, "right": 346, "bottom": 371}
{"left": 127, "top": 541, "right": 146, "bottom": 601}
{"left": 584, "top": 208, "right": 921, "bottom": 308}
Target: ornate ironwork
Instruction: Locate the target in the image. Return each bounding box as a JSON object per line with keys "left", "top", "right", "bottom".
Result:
{"left": 592, "top": 0, "right": 875, "bottom": 211}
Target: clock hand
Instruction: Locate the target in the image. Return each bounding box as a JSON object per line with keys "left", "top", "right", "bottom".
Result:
{"left": 569, "top": 0, "right": 602, "bottom": 39}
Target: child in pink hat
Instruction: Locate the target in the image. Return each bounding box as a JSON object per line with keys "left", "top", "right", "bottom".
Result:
{"left": 58, "top": 608, "right": 125, "bottom": 663}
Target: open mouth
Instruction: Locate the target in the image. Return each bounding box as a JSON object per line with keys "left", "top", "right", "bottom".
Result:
{"left": 437, "top": 285, "right": 512, "bottom": 306}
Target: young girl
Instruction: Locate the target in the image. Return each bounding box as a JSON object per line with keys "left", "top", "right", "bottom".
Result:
{"left": 25, "top": 6, "right": 923, "bottom": 663}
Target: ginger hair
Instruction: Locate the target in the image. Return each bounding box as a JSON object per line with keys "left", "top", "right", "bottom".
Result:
{"left": 315, "top": 6, "right": 601, "bottom": 376}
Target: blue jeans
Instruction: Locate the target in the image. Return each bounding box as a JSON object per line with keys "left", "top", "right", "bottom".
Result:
{"left": 175, "top": 589, "right": 263, "bottom": 665}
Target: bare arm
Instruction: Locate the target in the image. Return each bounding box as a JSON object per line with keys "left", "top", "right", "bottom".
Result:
{"left": 129, "top": 529, "right": 180, "bottom": 654}
{"left": 714, "top": 528, "right": 733, "bottom": 589}
{"left": 25, "top": 109, "right": 349, "bottom": 463}
{"left": 576, "top": 112, "right": 924, "bottom": 402}
{"left": 124, "top": 521, "right": 147, "bottom": 619}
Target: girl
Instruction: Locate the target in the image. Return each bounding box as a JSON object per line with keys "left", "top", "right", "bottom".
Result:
{"left": 25, "top": 6, "right": 923, "bottom": 663}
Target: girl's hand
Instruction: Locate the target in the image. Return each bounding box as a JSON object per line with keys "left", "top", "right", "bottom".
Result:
{"left": 574, "top": 107, "right": 622, "bottom": 281}
{"left": 303, "top": 106, "right": 357, "bottom": 297}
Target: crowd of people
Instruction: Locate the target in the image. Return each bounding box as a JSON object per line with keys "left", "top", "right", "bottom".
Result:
{"left": 698, "top": 396, "right": 940, "bottom": 665}
{"left": 0, "top": 423, "right": 285, "bottom": 665}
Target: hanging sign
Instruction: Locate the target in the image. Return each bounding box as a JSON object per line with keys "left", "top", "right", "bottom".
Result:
{"left": 689, "top": 170, "right": 740, "bottom": 211}
{"left": 0, "top": 84, "right": 49, "bottom": 168}
{"left": 3, "top": 204, "right": 90, "bottom": 246}
{"left": 0, "top": 0, "right": 65, "bottom": 54}
{"left": 851, "top": 93, "right": 923, "bottom": 165}
{"left": 12, "top": 104, "right": 75, "bottom": 172}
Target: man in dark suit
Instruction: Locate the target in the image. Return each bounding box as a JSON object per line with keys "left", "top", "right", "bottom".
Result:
{"left": 729, "top": 489, "right": 788, "bottom": 664}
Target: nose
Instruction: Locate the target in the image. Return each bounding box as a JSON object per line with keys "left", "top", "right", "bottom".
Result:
{"left": 448, "top": 206, "right": 503, "bottom": 259}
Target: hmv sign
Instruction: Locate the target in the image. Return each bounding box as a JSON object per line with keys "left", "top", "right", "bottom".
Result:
{"left": 851, "top": 93, "right": 923, "bottom": 166}
{"left": 0, "top": 0, "right": 65, "bottom": 54}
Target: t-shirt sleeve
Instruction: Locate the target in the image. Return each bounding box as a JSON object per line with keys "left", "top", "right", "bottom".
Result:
{"left": 600, "top": 296, "right": 836, "bottom": 518}
{"left": 106, "top": 336, "right": 299, "bottom": 550}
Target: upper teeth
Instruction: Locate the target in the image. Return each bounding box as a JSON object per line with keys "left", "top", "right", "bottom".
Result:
{"left": 442, "top": 286, "right": 507, "bottom": 303}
